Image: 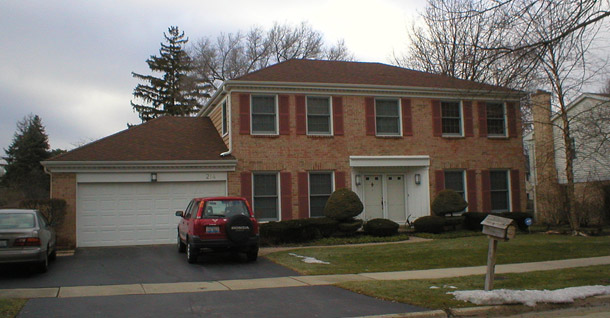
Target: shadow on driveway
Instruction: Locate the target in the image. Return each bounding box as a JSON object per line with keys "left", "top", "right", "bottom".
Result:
{"left": 0, "top": 245, "right": 298, "bottom": 289}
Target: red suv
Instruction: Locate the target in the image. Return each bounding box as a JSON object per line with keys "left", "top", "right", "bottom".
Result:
{"left": 175, "top": 197, "right": 259, "bottom": 264}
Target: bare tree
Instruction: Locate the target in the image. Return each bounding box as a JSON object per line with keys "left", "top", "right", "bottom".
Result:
{"left": 191, "top": 22, "right": 354, "bottom": 99}
{"left": 398, "top": 0, "right": 536, "bottom": 90}
{"left": 406, "top": 0, "right": 610, "bottom": 233}
{"left": 602, "top": 77, "right": 610, "bottom": 95}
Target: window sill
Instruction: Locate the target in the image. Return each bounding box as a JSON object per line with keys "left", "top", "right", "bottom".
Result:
{"left": 442, "top": 135, "right": 465, "bottom": 139}
{"left": 488, "top": 135, "right": 509, "bottom": 139}
{"left": 307, "top": 134, "right": 334, "bottom": 138}
{"left": 251, "top": 134, "right": 280, "bottom": 138}
{"left": 375, "top": 135, "right": 402, "bottom": 138}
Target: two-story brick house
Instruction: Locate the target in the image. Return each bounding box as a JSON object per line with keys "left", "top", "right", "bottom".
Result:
{"left": 43, "top": 59, "right": 526, "bottom": 248}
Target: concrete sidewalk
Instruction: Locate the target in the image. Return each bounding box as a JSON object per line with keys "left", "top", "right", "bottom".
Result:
{"left": 2, "top": 255, "right": 609, "bottom": 299}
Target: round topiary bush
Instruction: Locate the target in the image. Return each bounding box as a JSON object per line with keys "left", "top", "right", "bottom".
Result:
{"left": 431, "top": 189, "right": 468, "bottom": 216}
{"left": 324, "top": 188, "right": 364, "bottom": 221}
{"left": 364, "top": 218, "right": 399, "bottom": 237}
{"left": 413, "top": 215, "right": 445, "bottom": 234}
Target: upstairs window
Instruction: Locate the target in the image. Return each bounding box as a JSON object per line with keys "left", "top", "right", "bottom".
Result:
{"left": 221, "top": 101, "right": 228, "bottom": 136}
{"left": 251, "top": 95, "right": 277, "bottom": 134}
{"left": 375, "top": 98, "right": 401, "bottom": 136}
{"left": 309, "top": 172, "right": 333, "bottom": 217}
{"left": 486, "top": 102, "right": 506, "bottom": 136}
{"left": 307, "top": 97, "right": 332, "bottom": 135}
{"left": 441, "top": 101, "right": 462, "bottom": 136}
{"left": 490, "top": 170, "right": 509, "bottom": 212}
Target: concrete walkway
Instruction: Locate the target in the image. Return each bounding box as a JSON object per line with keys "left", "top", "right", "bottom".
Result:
{"left": 2, "top": 255, "right": 609, "bottom": 300}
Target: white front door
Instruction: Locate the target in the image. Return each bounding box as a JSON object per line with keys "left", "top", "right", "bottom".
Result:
{"left": 386, "top": 175, "right": 406, "bottom": 221}
{"left": 363, "top": 174, "right": 407, "bottom": 222}
{"left": 363, "top": 175, "right": 383, "bottom": 219}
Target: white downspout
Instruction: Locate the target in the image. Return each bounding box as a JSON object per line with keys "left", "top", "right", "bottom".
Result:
{"left": 220, "top": 86, "right": 232, "bottom": 157}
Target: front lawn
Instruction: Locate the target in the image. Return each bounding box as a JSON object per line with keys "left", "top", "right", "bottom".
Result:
{"left": 338, "top": 264, "right": 610, "bottom": 310}
{"left": 0, "top": 299, "right": 26, "bottom": 318}
{"left": 265, "top": 234, "right": 610, "bottom": 275}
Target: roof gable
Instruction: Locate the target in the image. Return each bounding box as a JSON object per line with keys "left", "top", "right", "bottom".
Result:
{"left": 48, "top": 117, "right": 232, "bottom": 162}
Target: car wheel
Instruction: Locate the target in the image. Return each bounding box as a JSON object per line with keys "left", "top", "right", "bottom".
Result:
{"left": 177, "top": 234, "right": 186, "bottom": 253}
{"left": 186, "top": 240, "right": 198, "bottom": 264}
{"left": 49, "top": 248, "right": 57, "bottom": 261}
{"left": 246, "top": 246, "right": 259, "bottom": 262}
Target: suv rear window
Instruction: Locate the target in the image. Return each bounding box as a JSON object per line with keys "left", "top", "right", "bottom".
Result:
{"left": 0, "top": 213, "right": 36, "bottom": 229}
{"left": 202, "top": 200, "right": 250, "bottom": 218}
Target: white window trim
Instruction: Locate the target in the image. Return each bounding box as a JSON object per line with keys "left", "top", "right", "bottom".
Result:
{"left": 490, "top": 169, "right": 511, "bottom": 212}
{"left": 252, "top": 171, "right": 281, "bottom": 221}
{"left": 375, "top": 98, "right": 403, "bottom": 137}
{"left": 308, "top": 171, "right": 335, "bottom": 218}
{"left": 486, "top": 101, "right": 508, "bottom": 138}
{"left": 306, "top": 96, "right": 333, "bottom": 136}
{"left": 441, "top": 100, "right": 464, "bottom": 137}
{"left": 221, "top": 100, "right": 228, "bottom": 137}
{"left": 250, "top": 94, "right": 279, "bottom": 135}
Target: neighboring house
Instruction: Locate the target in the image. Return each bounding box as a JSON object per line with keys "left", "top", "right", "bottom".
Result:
{"left": 43, "top": 59, "right": 526, "bottom": 248}
{"left": 525, "top": 91, "right": 610, "bottom": 223}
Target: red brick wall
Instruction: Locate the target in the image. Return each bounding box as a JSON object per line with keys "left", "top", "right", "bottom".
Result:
{"left": 225, "top": 92, "right": 527, "bottom": 218}
{"left": 50, "top": 173, "right": 77, "bottom": 249}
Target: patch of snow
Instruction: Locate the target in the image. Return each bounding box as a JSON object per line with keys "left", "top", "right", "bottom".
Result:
{"left": 429, "top": 286, "right": 440, "bottom": 289}
{"left": 444, "top": 285, "right": 458, "bottom": 289}
{"left": 288, "top": 253, "right": 330, "bottom": 265}
{"left": 449, "top": 285, "right": 610, "bottom": 307}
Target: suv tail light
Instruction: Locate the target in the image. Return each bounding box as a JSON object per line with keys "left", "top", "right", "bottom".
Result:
{"left": 14, "top": 237, "right": 41, "bottom": 247}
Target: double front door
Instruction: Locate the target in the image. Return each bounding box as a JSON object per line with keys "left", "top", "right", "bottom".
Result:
{"left": 363, "top": 174, "right": 407, "bottom": 222}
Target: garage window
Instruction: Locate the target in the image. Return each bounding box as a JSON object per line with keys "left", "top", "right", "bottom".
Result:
{"left": 253, "top": 173, "right": 279, "bottom": 221}
{"left": 309, "top": 172, "right": 333, "bottom": 217}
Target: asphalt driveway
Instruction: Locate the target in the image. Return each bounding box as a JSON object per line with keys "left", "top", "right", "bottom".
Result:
{"left": 0, "top": 245, "right": 297, "bottom": 289}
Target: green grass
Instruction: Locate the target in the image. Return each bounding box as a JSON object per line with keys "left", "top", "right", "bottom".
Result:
{"left": 0, "top": 299, "right": 26, "bottom": 318}
{"left": 265, "top": 233, "right": 610, "bottom": 275}
{"left": 261, "top": 233, "right": 411, "bottom": 247}
{"left": 338, "top": 265, "right": 610, "bottom": 310}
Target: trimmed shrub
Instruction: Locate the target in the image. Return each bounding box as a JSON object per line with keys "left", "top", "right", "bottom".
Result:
{"left": 463, "top": 212, "right": 490, "bottom": 231}
{"left": 413, "top": 216, "right": 445, "bottom": 234}
{"left": 337, "top": 218, "right": 363, "bottom": 236}
{"left": 306, "top": 217, "right": 339, "bottom": 237}
{"left": 324, "top": 188, "right": 364, "bottom": 221}
{"left": 431, "top": 189, "right": 468, "bottom": 216}
{"left": 19, "top": 198, "right": 67, "bottom": 226}
{"left": 499, "top": 212, "right": 534, "bottom": 232}
{"left": 364, "top": 218, "right": 399, "bottom": 237}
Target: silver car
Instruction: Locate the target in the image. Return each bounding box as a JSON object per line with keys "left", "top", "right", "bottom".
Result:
{"left": 0, "top": 209, "right": 56, "bottom": 273}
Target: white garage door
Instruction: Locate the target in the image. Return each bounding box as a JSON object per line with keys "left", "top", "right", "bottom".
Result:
{"left": 76, "top": 181, "right": 225, "bottom": 247}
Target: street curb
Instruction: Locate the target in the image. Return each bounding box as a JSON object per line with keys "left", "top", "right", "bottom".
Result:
{"left": 348, "top": 309, "right": 447, "bottom": 318}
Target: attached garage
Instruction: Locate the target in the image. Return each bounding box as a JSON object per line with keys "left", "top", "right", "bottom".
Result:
{"left": 43, "top": 117, "right": 237, "bottom": 248}
{"left": 77, "top": 179, "right": 226, "bottom": 247}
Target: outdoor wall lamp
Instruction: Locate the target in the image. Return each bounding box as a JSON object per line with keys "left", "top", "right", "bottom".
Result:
{"left": 414, "top": 174, "right": 421, "bottom": 185}
{"left": 355, "top": 175, "right": 362, "bottom": 186}
{"left": 151, "top": 173, "right": 157, "bottom": 182}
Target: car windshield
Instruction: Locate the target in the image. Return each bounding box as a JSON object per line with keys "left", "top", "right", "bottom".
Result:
{"left": 202, "top": 200, "right": 249, "bottom": 218}
{"left": 0, "top": 213, "right": 36, "bottom": 229}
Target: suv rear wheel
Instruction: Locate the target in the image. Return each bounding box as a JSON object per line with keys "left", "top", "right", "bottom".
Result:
{"left": 246, "top": 246, "right": 259, "bottom": 262}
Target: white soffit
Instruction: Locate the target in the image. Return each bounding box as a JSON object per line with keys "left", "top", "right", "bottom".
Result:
{"left": 349, "top": 156, "right": 430, "bottom": 167}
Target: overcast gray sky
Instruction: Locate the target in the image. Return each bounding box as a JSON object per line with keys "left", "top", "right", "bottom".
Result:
{"left": 0, "top": 0, "right": 425, "bottom": 153}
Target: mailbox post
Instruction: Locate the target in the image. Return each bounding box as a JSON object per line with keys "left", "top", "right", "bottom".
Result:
{"left": 480, "top": 215, "right": 516, "bottom": 291}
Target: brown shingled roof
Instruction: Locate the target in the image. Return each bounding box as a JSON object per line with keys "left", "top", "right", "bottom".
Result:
{"left": 48, "top": 117, "right": 233, "bottom": 162}
{"left": 235, "top": 59, "right": 515, "bottom": 92}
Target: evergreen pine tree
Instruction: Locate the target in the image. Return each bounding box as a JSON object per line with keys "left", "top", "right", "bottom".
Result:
{"left": 131, "top": 26, "right": 205, "bottom": 122}
{"left": 1, "top": 115, "right": 51, "bottom": 199}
